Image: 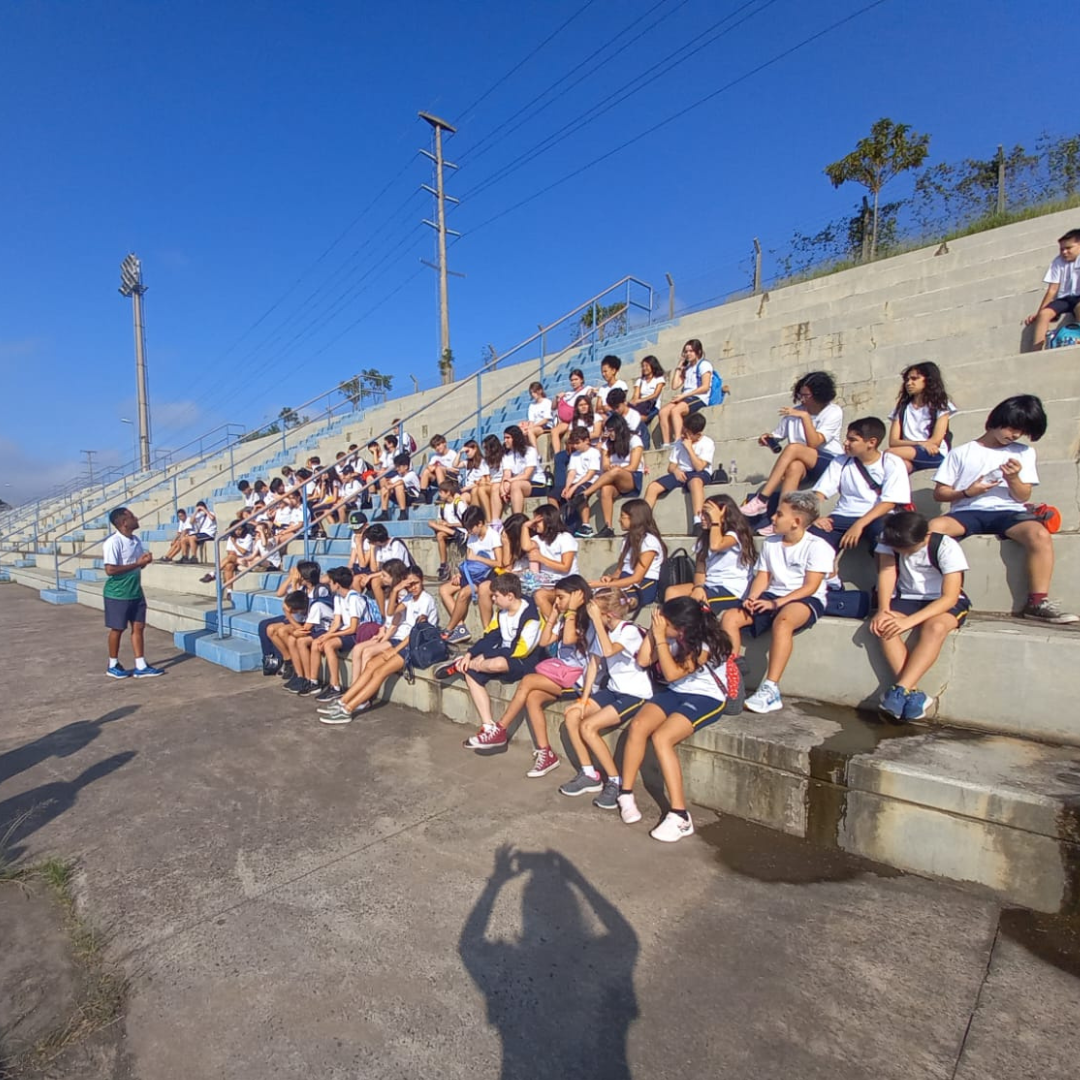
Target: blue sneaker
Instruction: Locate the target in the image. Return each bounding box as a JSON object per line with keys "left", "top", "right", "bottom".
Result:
{"left": 132, "top": 665, "right": 165, "bottom": 678}
{"left": 902, "top": 690, "right": 933, "bottom": 721}
{"left": 106, "top": 666, "right": 133, "bottom": 679}
{"left": 879, "top": 684, "right": 908, "bottom": 721}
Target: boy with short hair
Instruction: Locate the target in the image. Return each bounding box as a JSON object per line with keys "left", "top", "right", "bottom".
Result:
{"left": 594, "top": 355, "right": 628, "bottom": 415}
{"left": 809, "top": 416, "right": 911, "bottom": 549}
{"left": 102, "top": 506, "right": 163, "bottom": 678}
{"left": 353, "top": 523, "right": 415, "bottom": 614}
{"left": 284, "top": 582, "right": 336, "bottom": 695}
{"left": 263, "top": 561, "right": 328, "bottom": 678}
{"left": 556, "top": 428, "right": 601, "bottom": 538}
{"left": 307, "top": 566, "right": 367, "bottom": 702}
{"left": 429, "top": 479, "right": 468, "bottom": 582}
{"left": 375, "top": 453, "right": 421, "bottom": 522}
{"left": 188, "top": 501, "right": 217, "bottom": 563}
{"left": 871, "top": 510, "right": 971, "bottom": 722}
{"left": 721, "top": 491, "right": 833, "bottom": 713}
{"left": 644, "top": 410, "right": 714, "bottom": 528}
{"left": 419, "top": 435, "right": 461, "bottom": 502}
{"left": 930, "top": 394, "right": 1076, "bottom": 624}
{"left": 160, "top": 508, "right": 193, "bottom": 563}
{"left": 433, "top": 573, "right": 543, "bottom": 720}
{"left": 1024, "top": 229, "right": 1080, "bottom": 349}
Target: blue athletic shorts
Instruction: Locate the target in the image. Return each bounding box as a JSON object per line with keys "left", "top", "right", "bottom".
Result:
{"left": 649, "top": 688, "right": 727, "bottom": 729}
{"left": 104, "top": 596, "right": 147, "bottom": 630}
{"left": 803, "top": 449, "right": 837, "bottom": 487}
{"left": 703, "top": 585, "right": 744, "bottom": 612}
{"left": 462, "top": 641, "right": 541, "bottom": 686}
{"left": 584, "top": 689, "right": 648, "bottom": 724}
{"left": 652, "top": 470, "right": 712, "bottom": 494}
{"left": 811, "top": 514, "right": 886, "bottom": 552}
{"left": 1047, "top": 295, "right": 1080, "bottom": 316}
{"left": 685, "top": 398, "right": 707, "bottom": 415}
{"left": 909, "top": 445, "right": 946, "bottom": 471}
{"left": 746, "top": 591, "right": 825, "bottom": 638}
{"left": 613, "top": 573, "right": 657, "bottom": 608}
{"left": 946, "top": 510, "right": 1037, "bottom": 538}
{"left": 890, "top": 595, "right": 971, "bottom": 625}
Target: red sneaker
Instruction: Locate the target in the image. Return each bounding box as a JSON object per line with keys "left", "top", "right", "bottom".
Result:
{"left": 526, "top": 747, "right": 560, "bottom": 778}
{"left": 464, "top": 724, "right": 508, "bottom": 749}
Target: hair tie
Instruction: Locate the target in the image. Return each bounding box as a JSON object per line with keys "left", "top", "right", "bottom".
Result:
{"left": 699, "top": 601, "right": 712, "bottom": 616}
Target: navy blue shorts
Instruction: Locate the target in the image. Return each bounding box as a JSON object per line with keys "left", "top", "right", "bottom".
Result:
{"left": 1047, "top": 295, "right": 1080, "bottom": 316}
{"left": 619, "top": 472, "right": 643, "bottom": 497}
{"left": 703, "top": 585, "right": 744, "bottom": 612}
{"left": 648, "top": 688, "right": 726, "bottom": 729}
{"left": 891, "top": 595, "right": 971, "bottom": 625}
{"left": 104, "top": 596, "right": 147, "bottom": 630}
{"left": 631, "top": 403, "right": 658, "bottom": 422}
{"left": 811, "top": 514, "right": 886, "bottom": 552}
{"left": 684, "top": 398, "right": 707, "bottom": 415}
{"left": 463, "top": 640, "right": 541, "bottom": 686}
{"left": 612, "top": 573, "right": 657, "bottom": 608}
{"left": 746, "top": 592, "right": 824, "bottom": 638}
{"left": 652, "top": 470, "right": 712, "bottom": 494}
{"left": 946, "top": 510, "right": 1038, "bottom": 538}
{"left": 909, "top": 445, "right": 946, "bottom": 472}
{"left": 583, "top": 689, "right": 648, "bottom": 724}
{"left": 803, "top": 449, "right": 837, "bottom": 488}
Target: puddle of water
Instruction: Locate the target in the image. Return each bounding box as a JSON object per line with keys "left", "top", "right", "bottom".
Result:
{"left": 999, "top": 907, "right": 1080, "bottom": 979}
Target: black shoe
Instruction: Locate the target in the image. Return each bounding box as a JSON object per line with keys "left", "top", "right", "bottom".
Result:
{"left": 284, "top": 676, "right": 305, "bottom": 693}
{"left": 296, "top": 679, "right": 317, "bottom": 696}
{"left": 398, "top": 509, "right": 409, "bottom": 521}
{"left": 596, "top": 526, "right": 615, "bottom": 539}
{"left": 161, "top": 556, "right": 173, "bottom": 563}
{"left": 373, "top": 510, "right": 390, "bottom": 522}
{"left": 262, "top": 654, "right": 281, "bottom": 676}
{"left": 315, "top": 685, "right": 343, "bottom": 703}
{"left": 280, "top": 661, "right": 295, "bottom": 680}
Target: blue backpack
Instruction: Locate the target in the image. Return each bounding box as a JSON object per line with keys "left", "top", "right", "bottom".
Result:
{"left": 1047, "top": 322, "right": 1080, "bottom": 348}
{"left": 695, "top": 361, "right": 725, "bottom": 406}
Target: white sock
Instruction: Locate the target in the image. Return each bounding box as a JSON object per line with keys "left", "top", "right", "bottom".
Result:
{"left": 135, "top": 658, "right": 148, "bottom": 671}
{"left": 693, "top": 515, "right": 701, "bottom": 524}
{"left": 608, "top": 774, "right": 621, "bottom": 786}
{"left": 108, "top": 657, "right": 120, "bottom": 668}
{"left": 582, "top": 765, "right": 600, "bottom": 780}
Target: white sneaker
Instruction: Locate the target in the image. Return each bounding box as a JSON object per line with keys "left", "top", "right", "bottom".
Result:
{"left": 617, "top": 792, "right": 642, "bottom": 824}
{"left": 650, "top": 811, "right": 694, "bottom": 843}
{"left": 744, "top": 680, "right": 783, "bottom": 714}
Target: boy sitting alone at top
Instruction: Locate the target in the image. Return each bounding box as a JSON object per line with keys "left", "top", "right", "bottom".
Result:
{"left": 645, "top": 410, "right": 714, "bottom": 530}
{"left": 809, "top": 416, "right": 911, "bottom": 558}
{"left": 160, "top": 508, "right": 194, "bottom": 563}
{"left": 1024, "top": 228, "right": 1080, "bottom": 349}
{"left": 721, "top": 491, "right": 834, "bottom": 714}
{"left": 929, "top": 393, "right": 1076, "bottom": 624}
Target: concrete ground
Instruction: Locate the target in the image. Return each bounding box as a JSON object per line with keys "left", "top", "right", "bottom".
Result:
{"left": 0, "top": 581, "right": 1077, "bottom": 1080}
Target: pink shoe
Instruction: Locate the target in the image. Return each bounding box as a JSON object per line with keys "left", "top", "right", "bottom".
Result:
{"left": 526, "top": 747, "right": 560, "bottom": 778}
{"left": 757, "top": 524, "right": 776, "bottom": 536}
{"left": 464, "top": 724, "right": 508, "bottom": 750}
{"left": 742, "top": 495, "right": 768, "bottom": 516}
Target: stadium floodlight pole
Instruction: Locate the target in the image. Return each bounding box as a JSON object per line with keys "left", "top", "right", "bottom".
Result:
{"left": 118, "top": 253, "right": 152, "bottom": 471}
{"left": 419, "top": 111, "right": 463, "bottom": 385}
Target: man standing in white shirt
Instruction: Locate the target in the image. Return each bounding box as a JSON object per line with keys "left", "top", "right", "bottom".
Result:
{"left": 1024, "top": 228, "right": 1080, "bottom": 349}
{"left": 102, "top": 507, "right": 164, "bottom": 679}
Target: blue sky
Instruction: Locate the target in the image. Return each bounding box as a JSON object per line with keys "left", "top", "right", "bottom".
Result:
{"left": 0, "top": 0, "right": 1047, "bottom": 503}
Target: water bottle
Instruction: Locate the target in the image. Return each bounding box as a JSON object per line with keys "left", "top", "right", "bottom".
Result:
{"left": 730, "top": 459, "right": 738, "bottom": 485}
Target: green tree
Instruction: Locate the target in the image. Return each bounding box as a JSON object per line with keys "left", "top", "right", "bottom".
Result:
{"left": 824, "top": 118, "right": 930, "bottom": 258}
{"left": 278, "top": 406, "right": 300, "bottom": 429}
{"left": 480, "top": 343, "right": 498, "bottom": 370}
{"left": 339, "top": 376, "right": 364, "bottom": 408}
{"left": 577, "top": 302, "right": 627, "bottom": 342}
{"left": 360, "top": 368, "right": 393, "bottom": 402}
{"left": 1040, "top": 132, "right": 1080, "bottom": 197}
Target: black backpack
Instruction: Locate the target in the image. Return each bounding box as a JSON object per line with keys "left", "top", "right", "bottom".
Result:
{"left": 657, "top": 547, "right": 695, "bottom": 603}
{"left": 404, "top": 619, "right": 449, "bottom": 683}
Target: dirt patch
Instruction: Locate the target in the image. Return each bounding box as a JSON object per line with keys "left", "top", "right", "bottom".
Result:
{"left": 0, "top": 862, "right": 131, "bottom": 1080}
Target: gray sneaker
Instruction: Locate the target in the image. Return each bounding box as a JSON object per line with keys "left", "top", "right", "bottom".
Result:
{"left": 592, "top": 779, "right": 620, "bottom": 810}
{"left": 558, "top": 770, "right": 603, "bottom": 797}
{"left": 1022, "top": 597, "right": 1079, "bottom": 624}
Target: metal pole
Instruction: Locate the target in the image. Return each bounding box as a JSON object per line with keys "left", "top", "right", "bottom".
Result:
{"left": 302, "top": 487, "right": 311, "bottom": 563}
{"left": 539, "top": 325, "right": 546, "bottom": 385}
{"left": 229, "top": 443, "right": 235, "bottom": 481}
{"left": 476, "top": 374, "right": 482, "bottom": 444}
{"left": 214, "top": 540, "right": 225, "bottom": 640}
{"left": 996, "top": 144, "right": 1006, "bottom": 216}
{"left": 172, "top": 473, "right": 179, "bottom": 517}
{"left": 665, "top": 274, "right": 675, "bottom": 321}
{"left": 420, "top": 112, "right": 459, "bottom": 386}
{"left": 753, "top": 239, "right": 763, "bottom": 296}
{"left": 54, "top": 541, "right": 60, "bottom": 590}
{"left": 132, "top": 288, "right": 152, "bottom": 471}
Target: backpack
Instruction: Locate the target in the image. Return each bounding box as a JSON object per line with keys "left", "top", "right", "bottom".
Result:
{"left": 925, "top": 532, "right": 964, "bottom": 586}
{"left": 696, "top": 653, "right": 746, "bottom": 715}
{"left": 1047, "top": 321, "right": 1080, "bottom": 348}
{"left": 694, "top": 361, "right": 725, "bottom": 407}
{"left": 656, "top": 547, "right": 695, "bottom": 603}
{"left": 824, "top": 588, "right": 872, "bottom": 619}
{"left": 404, "top": 619, "right": 448, "bottom": 683}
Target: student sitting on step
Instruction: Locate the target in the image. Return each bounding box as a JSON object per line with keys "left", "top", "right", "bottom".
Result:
{"left": 630, "top": 354, "right": 665, "bottom": 424}
{"left": 351, "top": 524, "right": 415, "bottom": 617}
{"left": 578, "top": 413, "right": 644, "bottom": 539}
{"left": 557, "top": 589, "right": 651, "bottom": 807}
{"left": 318, "top": 568, "right": 438, "bottom": 723}
{"left": 550, "top": 369, "right": 596, "bottom": 454}
{"left": 189, "top": 501, "right": 217, "bottom": 562}
{"left": 885, "top": 362, "right": 957, "bottom": 474}
{"left": 439, "top": 505, "right": 502, "bottom": 645}
{"left": 929, "top": 394, "right": 1077, "bottom": 624}
{"left": 419, "top": 434, "right": 462, "bottom": 502}
{"left": 283, "top": 581, "right": 335, "bottom": 693}
{"left": 741, "top": 371, "right": 844, "bottom": 521}
{"left": 476, "top": 514, "right": 537, "bottom": 619}
{"left": 644, "top": 410, "right": 714, "bottom": 531}
{"left": 524, "top": 505, "right": 581, "bottom": 621}
{"left": 457, "top": 439, "right": 486, "bottom": 506}
{"left": 658, "top": 339, "right": 716, "bottom": 447}
{"left": 496, "top": 425, "right": 546, "bottom": 519}
{"left": 871, "top": 510, "right": 971, "bottom": 723}
{"left": 462, "top": 575, "right": 596, "bottom": 778}
{"left": 472, "top": 435, "right": 503, "bottom": 521}
{"left": 590, "top": 499, "right": 666, "bottom": 609}
{"left": 616, "top": 596, "right": 734, "bottom": 843}
{"left": 375, "top": 453, "right": 421, "bottom": 522}
{"left": 433, "top": 572, "right": 543, "bottom": 720}
{"left": 809, "top": 417, "right": 911, "bottom": 553}
{"left": 1024, "top": 228, "right": 1080, "bottom": 350}
{"left": 556, "top": 428, "right": 600, "bottom": 538}
{"left": 304, "top": 566, "right": 371, "bottom": 703}
{"left": 721, "top": 491, "right": 834, "bottom": 714}
{"left": 430, "top": 479, "right": 469, "bottom": 583}
{"left": 261, "top": 560, "right": 329, "bottom": 678}
{"left": 520, "top": 382, "right": 553, "bottom": 450}
{"left": 160, "top": 509, "right": 194, "bottom": 563}
{"left": 593, "top": 355, "right": 628, "bottom": 417}
{"left": 665, "top": 494, "right": 756, "bottom": 613}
